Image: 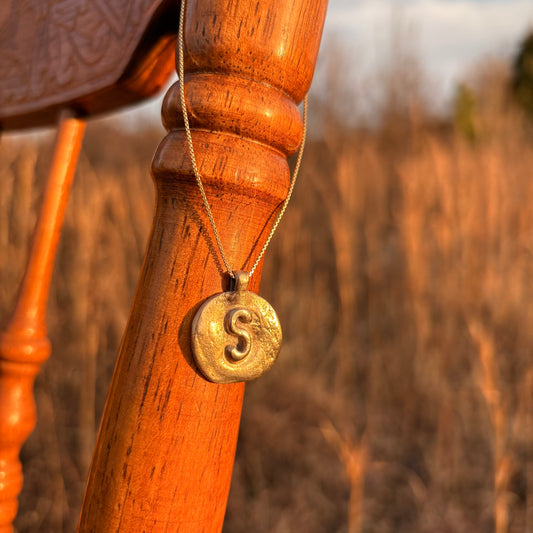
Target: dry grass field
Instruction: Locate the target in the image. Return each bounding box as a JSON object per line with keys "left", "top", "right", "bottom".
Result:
{"left": 2, "top": 55, "right": 533, "bottom": 532}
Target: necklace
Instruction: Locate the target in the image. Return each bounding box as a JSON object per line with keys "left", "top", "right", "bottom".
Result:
{"left": 179, "top": 0, "right": 308, "bottom": 384}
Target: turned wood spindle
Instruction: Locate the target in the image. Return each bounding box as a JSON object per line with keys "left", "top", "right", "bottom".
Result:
{"left": 0, "top": 111, "right": 85, "bottom": 533}
{"left": 78, "top": 0, "right": 328, "bottom": 531}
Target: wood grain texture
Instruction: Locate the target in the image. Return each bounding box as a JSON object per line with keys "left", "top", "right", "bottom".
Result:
{"left": 0, "top": 0, "right": 177, "bottom": 131}
{"left": 0, "top": 112, "right": 85, "bottom": 533}
{"left": 78, "top": 0, "right": 328, "bottom": 531}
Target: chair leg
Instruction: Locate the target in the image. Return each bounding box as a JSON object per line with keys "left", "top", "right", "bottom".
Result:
{"left": 77, "top": 0, "right": 328, "bottom": 529}
{"left": 0, "top": 111, "right": 85, "bottom": 533}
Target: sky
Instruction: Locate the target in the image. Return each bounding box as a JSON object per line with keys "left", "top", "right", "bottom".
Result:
{"left": 317, "top": 0, "right": 533, "bottom": 110}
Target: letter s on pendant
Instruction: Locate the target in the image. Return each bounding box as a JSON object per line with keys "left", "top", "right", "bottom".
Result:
{"left": 225, "top": 308, "right": 253, "bottom": 361}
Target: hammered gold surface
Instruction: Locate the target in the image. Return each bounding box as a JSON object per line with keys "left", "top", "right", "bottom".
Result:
{"left": 192, "top": 290, "right": 282, "bottom": 384}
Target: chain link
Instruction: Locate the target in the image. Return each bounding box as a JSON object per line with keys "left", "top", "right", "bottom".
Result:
{"left": 178, "top": 0, "right": 308, "bottom": 279}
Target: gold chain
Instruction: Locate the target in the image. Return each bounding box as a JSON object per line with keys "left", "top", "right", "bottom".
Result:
{"left": 177, "top": 0, "right": 308, "bottom": 278}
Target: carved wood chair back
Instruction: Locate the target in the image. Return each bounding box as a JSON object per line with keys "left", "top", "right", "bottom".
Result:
{"left": 0, "top": 0, "right": 177, "bottom": 130}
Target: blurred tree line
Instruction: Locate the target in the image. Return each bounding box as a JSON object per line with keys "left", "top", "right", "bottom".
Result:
{"left": 513, "top": 30, "right": 533, "bottom": 118}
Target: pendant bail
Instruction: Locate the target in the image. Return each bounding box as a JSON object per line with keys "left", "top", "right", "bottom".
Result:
{"left": 232, "top": 270, "right": 250, "bottom": 292}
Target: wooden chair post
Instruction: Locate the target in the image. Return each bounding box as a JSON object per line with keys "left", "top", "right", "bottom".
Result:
{"left": 0, "top": 111, "right": 85, "bottom": 533}
{"left": 78, "top": 0, "right": 328, "bottom": 530}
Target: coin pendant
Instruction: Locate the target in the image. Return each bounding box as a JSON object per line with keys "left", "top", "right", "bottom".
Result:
{"left": 191, "top": 271, "right": 282, "bottom": 384}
